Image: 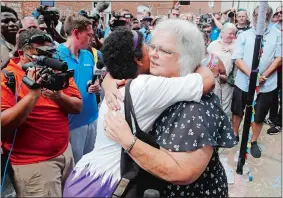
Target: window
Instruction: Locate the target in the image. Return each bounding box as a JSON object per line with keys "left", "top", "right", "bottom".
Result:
{"left": 208, "top": 0, "right": 214, "bottom": 8}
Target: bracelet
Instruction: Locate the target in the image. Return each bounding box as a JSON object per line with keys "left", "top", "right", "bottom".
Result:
{"left": 124, "top": 136, "right": 137, "bottom": 154}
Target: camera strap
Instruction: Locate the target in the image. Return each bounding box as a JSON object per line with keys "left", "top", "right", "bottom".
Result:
{"left": 1, "top": 70, "right": 15, "bottom": 95}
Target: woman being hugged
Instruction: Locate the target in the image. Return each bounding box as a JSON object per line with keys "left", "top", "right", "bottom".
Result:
{"left": 104, "top": 20, "right": 237, "bottom": 197}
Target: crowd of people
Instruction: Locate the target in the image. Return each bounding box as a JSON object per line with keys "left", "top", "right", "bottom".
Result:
{"left": 0, "top": 2, "right": 282, "bottom": 197}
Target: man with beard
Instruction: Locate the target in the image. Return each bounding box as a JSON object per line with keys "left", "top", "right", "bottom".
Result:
{"left": 232, "top": 5, "right": 282, "bottom": 158}
{"left": 0, "top": 5, "right": 19, "bottom": 68}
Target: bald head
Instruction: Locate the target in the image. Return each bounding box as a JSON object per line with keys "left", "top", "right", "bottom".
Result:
{"left": 21, "top": 16, "right": 38, "bottom": 29}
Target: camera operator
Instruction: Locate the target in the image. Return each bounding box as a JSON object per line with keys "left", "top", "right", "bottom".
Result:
{"left": 57, "top": 15, "right": 100, "bottom": 163}
{"left": 1, "top": 28, "right": 82, "bottom": 197}
{"left": 139, "top": 16, "right": 153, "bottom": 44}
{"left": 235, "top": 8, "right": 250, "bottom": 37}
{"left": 104, "top": 9, "right": 133, "bottom": 38}
{"left": 36, "top": 5, "right": 66, "bottom": 43}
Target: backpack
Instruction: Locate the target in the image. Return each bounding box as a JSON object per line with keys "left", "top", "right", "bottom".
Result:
{"left": 1, "top": 70, "right": 15, "bottom": 94}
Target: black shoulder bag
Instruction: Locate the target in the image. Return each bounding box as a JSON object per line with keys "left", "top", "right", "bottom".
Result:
{"left": 112, "top": 80, "right": 165, "bottom": 198}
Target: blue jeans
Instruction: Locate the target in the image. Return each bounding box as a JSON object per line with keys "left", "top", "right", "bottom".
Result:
{"left": 69, "top": 119, "right": 97, "bottom": 164}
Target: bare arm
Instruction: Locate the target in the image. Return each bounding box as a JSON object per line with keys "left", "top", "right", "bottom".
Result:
{"left": 218, "top": 59, "right": 228, "bottom": 83}
{"left": 211, "top": 14, "right": 223, "bottom": 30}
{"left": 42, "top": 90, "right": 82, "bottom": 114}
{"left": 53, "top": 92, "right": 82, "bottom": 114}
{"left": 1, "top": 92, "right": 40, "bottom": 137}
{"left": 128, "top": 140, "right": 213, "bottom": 185}
{"left": 195, "top": 66, "right": 215, "bottom": 94}
{"left": 1, "top": 68, "right": 41, "bottom": 136}
{"left": 104, "top": 112, "right": 213, "bottom": 185}
{"left": 235, "top": 59, "right": 250, "bottom": 77}
{"left": 262, "top": 57, "right": 282, "bottom": 78}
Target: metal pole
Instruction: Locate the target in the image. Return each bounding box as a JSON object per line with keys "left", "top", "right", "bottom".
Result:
{"left": 236, "top": 1, "right": 269, "bottom": 175}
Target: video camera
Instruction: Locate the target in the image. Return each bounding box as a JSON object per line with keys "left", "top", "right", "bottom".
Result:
{"left": 227, "top": 11, "right": 236, "bottom": 18}
{"left": 199, "top": 13, "right": 213, "bottom": 25}
{"left": 22, "top": 43, "right": 74, "bottom": 91}
{"left": 109, "top": 12, "right": 133, "bottom": 31}
{"left": 79, "top": 10, "right": 100, "bottom": 22}
{"left": 36, "top": 5, "right": 59, "bottom": 28}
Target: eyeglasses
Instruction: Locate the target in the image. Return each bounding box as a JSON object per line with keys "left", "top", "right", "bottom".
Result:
{"left": 276, "top": 11, "right": 282, "bottom": 15}
{"left": 205, "top": 30, "right": 211, "bottom": 33}
{"left": 147, "top": 43, "right": 177, "bottom": 55}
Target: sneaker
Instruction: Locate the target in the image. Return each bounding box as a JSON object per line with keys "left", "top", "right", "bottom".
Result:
{"left": 267, "top": 126, "right": 281, "bottom": 135}
{"left": 264, "top": 118, "right": 274, "bottom": 126}
{"left": 250, "top": 141, "right": 261, "bottom": 158}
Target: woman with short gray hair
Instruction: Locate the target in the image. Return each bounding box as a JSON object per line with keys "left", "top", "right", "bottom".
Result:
{"left": 207, "top": 23, "right": 236, "bottom": 119}
{"left": 104, "top": 19, "right": 237, "bottom": 197}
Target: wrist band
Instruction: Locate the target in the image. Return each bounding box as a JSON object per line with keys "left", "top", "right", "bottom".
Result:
{"left": 124, "top": 136, "right": 137, "bottom": 154}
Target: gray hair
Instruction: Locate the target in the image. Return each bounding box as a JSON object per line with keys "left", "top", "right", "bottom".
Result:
{"left": 252, "top": 5, "right": 273, "bottom": 27}
{"left": 220, "top": 23, "right": 237, "bottom": 38}
{"left": 21, "top": 16, "right": 38, "bottom": 28}
{"left": 152, "top": 19, "right": 205, "bottom": 76}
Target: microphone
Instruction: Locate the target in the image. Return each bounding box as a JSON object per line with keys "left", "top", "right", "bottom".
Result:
{"left": 143, "top": 189, "right": 160, "bottom": 198}
{"left": 96, "top": 60, "right": 104, "bottom": 69}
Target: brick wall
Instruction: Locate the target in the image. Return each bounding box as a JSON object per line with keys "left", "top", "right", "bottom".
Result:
{"left": 1, "top": 1, "right": 221, "bottom": 19}
{"left": 111, "top": 1, "right": 221, "bottom": 17}
{"left": 1, "top": 1, "right": 92, "bottom": 19}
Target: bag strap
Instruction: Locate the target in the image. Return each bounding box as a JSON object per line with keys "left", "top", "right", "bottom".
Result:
{"left": 124, "top": 80, "right": 142, "bottom": 133}
{"left": 1, "top": 70, "right": 15, "bottom": 94}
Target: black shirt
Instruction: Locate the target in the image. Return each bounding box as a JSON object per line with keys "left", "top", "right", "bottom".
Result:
{"left": 236, "top": 24, "right": 250, "bottom": 37}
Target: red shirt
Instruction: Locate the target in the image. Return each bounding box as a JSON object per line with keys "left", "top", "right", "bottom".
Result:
{"left": 1, "top": 59, "right": 82, "bottom": 165}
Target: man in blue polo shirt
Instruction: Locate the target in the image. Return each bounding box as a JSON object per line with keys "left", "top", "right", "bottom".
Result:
{"left": 232, "top": 5, "right": 282, "bottom": 158}
{"left": 57, "top": 15, "right": 100, "bottom": 163}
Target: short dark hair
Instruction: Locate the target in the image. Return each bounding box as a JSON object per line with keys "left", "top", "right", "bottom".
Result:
{"left": 1, "top": 5, "right": 18, "bottom": 20}
{"left": 18, "top": 29, "right": 48, "bottom": 51}
{"left": 64, "top": 14, "right": 92, "bottom": 36}
{"left": 202, "top": 23, "right": 211, "bottom": 28}
{"left": 102, "top": 27, "right": 144, "bottom": 80}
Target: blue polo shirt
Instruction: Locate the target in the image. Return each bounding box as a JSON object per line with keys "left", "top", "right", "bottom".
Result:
{"left": 210, "top": 26, "right": 220, "bottom": 41}
{"left": 57, "top": 44, "right": 98, "bottom": 130}
{"left": 139, "top": 27, "right": 152, "bottom": 44}
{"left": 232, "top": 27, "right": 282, "bottom": 93}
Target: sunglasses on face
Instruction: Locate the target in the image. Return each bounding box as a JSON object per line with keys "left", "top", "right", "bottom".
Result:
{"left": 276, "top": 11, "right": 282, "bottom": 15}
{"left": 205, "top": 30, "right": 211, "bottom": 33}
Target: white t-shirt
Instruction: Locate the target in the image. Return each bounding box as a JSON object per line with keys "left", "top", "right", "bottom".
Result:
{"left": 73, "top": 73, "right": 203, "bottom": 195}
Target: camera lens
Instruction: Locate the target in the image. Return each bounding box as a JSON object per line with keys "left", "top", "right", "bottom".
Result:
{"left": 228, "top": 11, "right": 235, "bottom": 18}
